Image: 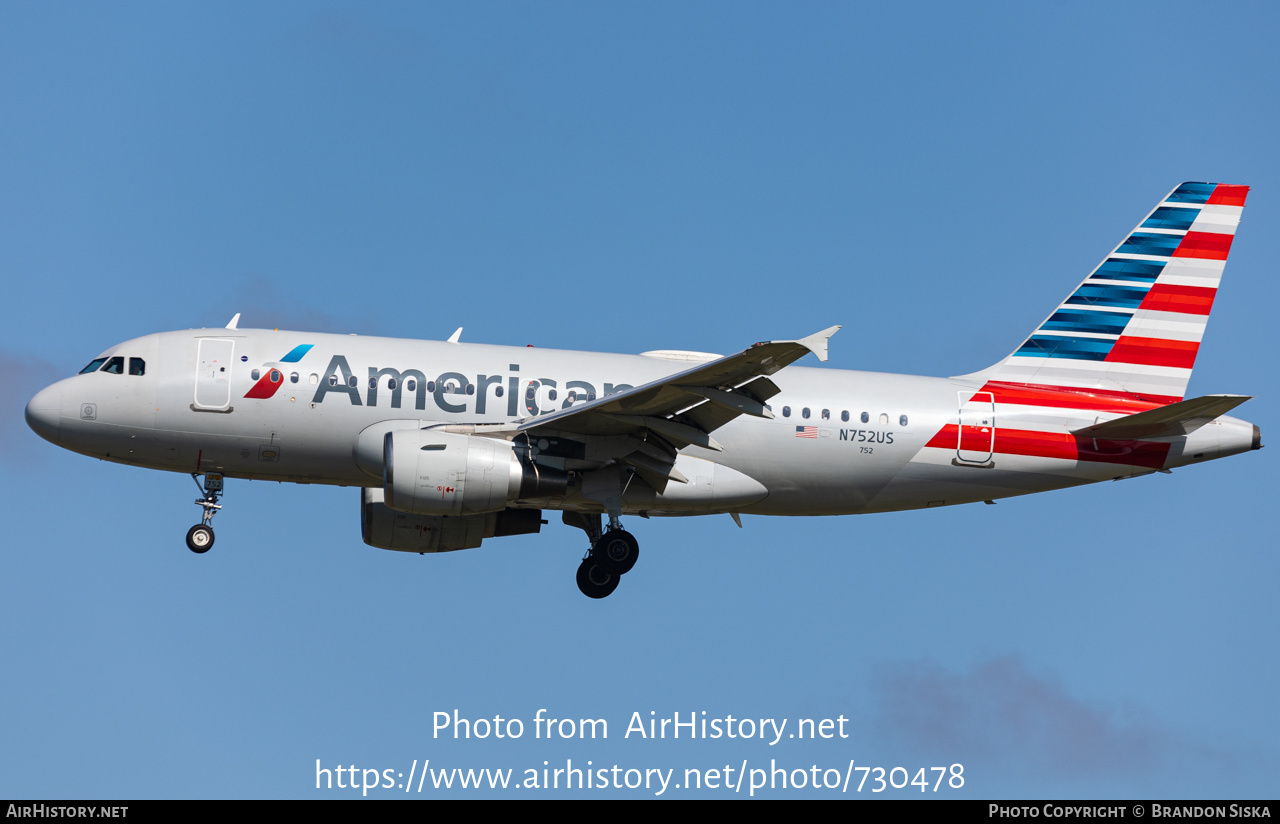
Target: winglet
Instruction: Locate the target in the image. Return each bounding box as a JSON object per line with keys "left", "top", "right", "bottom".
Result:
{"left": 225, "top": 313, "right": 241, "bottom": 330}
{"left": 797, "top": 325, "right": 841, "bottom": 362}
{"left": 447, "top": 327, "right": 463, "bottom": 344}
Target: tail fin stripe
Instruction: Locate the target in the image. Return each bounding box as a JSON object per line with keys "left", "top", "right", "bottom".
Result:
{"left": 1091, "top": 258, "right": 1165, "bottom": 283}
{"left": 1137, "top": 284, "right": 1217, "bottom": 315}
{"left": 1206, "top": 184, "right": 1249, "bottom": 206}
{"left": 1187, "top": 205, "right": 1244, "bottom": 232}
{"left": 1125, "top": 311, "right": 1209, "bottom": 342}
{"left": 1064, "top": 284, "right": 1150, "bottom": 309}
{"left": 1141, "top": 207, "right": 1201, "bottom": 230}
{"left": 1166, "top": 183, "right": 1217, "bottom": 203}
{"left": 1040, "top": 310, "right": 1132, "bottom": 335}
{"left": 1118, "top": 232, "right": 1184, "bottom": 256}
{"left": 1105, "top": 337, "right": 1199, "bottom": 369}
{"left": 1171, "top": 231, "right": 1234, "bottom": 260}
{"left": 1016, "top": 336, "right": 1114, "bottom": 360}
{"left": 1158, "top": 257, "right": 1228, "bottom": 287}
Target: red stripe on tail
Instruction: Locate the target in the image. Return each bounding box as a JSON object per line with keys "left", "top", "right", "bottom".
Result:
{"left": 1206, "top": 184, "right": 1249, "bottom": 207}
{"left": 1139, "top": 284, "right": 1217, "bottom": 316}
{"left": 1172, "top": 231, "right": 1234, "bottom": 260}
{"left": 1105, "top": 337, "right": 1199, "bottom": 369}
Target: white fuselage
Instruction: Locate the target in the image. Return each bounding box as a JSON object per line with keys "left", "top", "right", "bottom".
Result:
{"left": 25, "top": 327, "right": 1259, "bottom": 519}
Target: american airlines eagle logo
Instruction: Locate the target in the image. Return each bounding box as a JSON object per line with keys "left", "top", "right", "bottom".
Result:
{"left": 243, "top": 344, "right": 313, "bottom": 399}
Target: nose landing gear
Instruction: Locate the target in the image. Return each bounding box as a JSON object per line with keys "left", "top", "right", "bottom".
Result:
{"left": 186, "top": 473, "right": 223, "bottom": 554}
{"left": 186, "top": 523, "right": 214, "bottom": 553}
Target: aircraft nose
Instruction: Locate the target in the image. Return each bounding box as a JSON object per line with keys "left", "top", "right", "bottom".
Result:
{"left": 25, "top": 384, "right": 63, "bottom": 445}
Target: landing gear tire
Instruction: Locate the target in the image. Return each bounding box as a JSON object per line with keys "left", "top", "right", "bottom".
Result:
{"left": 188, "top": 473, "right": 223, "bottom": 554}
{"left": 186, "top": 524, "right": 214, "bottom": 554}
{"left": 576, "top": 557, "right": 619, "bottom": 599}
{"left": 592, "top": 529, "right": 639, "bottom": 575}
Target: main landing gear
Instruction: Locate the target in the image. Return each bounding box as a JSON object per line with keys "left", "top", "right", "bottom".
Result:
{"left": 566, "top": 512, "right": 640, "bottom": 599}
{"left": 186, "top": 473, "right": 223, "bottom": 554}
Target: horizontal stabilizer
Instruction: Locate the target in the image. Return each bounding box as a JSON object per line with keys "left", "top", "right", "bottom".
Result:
{"left": 1074, "top": 394, "right": 1251, "bottom": 440}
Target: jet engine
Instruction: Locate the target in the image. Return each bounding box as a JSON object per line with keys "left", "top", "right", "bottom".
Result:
{"left": 382, "top": 428, "right": 567, "bottom": 516}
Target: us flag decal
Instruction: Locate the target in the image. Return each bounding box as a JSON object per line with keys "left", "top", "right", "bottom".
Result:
{"left": 795, "top": 426, "right": 818, "bottom": 438}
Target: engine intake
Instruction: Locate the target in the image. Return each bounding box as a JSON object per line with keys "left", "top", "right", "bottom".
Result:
{"left": 382, "top": 429, "right": 567, "bottom": 516}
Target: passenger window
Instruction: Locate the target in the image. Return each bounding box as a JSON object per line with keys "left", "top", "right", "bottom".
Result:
{"left": 129, "top": 358, "right": 145, "bottom": 376}
{"left": 347, "top": 376, "right": 358, "bottom": 388}
{"left": 860, "top": 411, "right": 869, "bottom": 424}
{"left": 495, "top": 386, "right": 504, "bottom": 397}
{"left": 548, "top": 389, "right": 556, "bottom": 401}
{"left": 270, "top": 370, "right": 281, "bottom": 382}
{"left": 252, "top": 369, "right": 261, "bottom": 381}
{"left": 328, "top": 375, "right": 338, "bottom": 386}
{"left": 782, "top": 406, "right": 791, "bottom": 418}
{"left": 102, "top": 357, "right": 125, "bottom": 375}
{"left": 821, "top": 409, "right": 830, "bottom": 420}
{"left": 802, "top": 407, "right": 810, "bottom": 419}
{"left": 310, "top": 374, "right": 318, "bottom": 385}
{"left": 79, "top": 358, "right": 107, "bottom": 374}
{"left": 467, "top": 384, "right": 475, "bottom": 396}
{"left": 290, "top": 372, "right": 299, "bottom": 384}
{"left": 368, "top": 377, "right": 377, "bottom": 389}
{"left": 406, "top": 379, "right": 416, "bottom": 392}
{"left": 841, "top": 411, "right": 849, "bottom": 423}
{"left": 879, "top": 413, "right": 889, "bottom": 425}
{"left": 388, "top": 378, "right": 398, "bottom": 391}
{"left": 900, "top": 414, "right": 908, "bottom": 426}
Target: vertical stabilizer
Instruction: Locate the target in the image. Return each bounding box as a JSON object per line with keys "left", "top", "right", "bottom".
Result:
{"left": 964, "top": 182, "right": 1248, "bottom": 402}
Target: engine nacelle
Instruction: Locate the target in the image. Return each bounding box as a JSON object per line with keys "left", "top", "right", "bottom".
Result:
{"left": 361, "top": 487, "right": 542, "bottom": 553}
{"left": 382, "top": 429, "right": 568, "bottom": 516}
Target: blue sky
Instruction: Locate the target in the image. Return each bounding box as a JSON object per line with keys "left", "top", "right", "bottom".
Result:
{"left": 2, "top": 2, "right": 1278, "bottom": 798}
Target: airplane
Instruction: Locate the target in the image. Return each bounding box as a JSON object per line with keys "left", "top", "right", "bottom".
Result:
{"left": 25, "top": 182, "right": 1261, "bottom": 599}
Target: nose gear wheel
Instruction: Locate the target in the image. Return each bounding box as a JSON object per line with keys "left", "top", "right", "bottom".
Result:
{"left": 186, "top": 473, "right": 224, "bottom": 554}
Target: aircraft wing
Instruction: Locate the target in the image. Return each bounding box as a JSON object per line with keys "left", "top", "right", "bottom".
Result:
{"left": 513, "top": 326, "right": 839, "bottom": 488}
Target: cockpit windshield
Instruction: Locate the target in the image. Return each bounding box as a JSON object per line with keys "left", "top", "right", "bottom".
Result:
{"left": 78, "top": 356, "right": 144, "bottom": 375}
